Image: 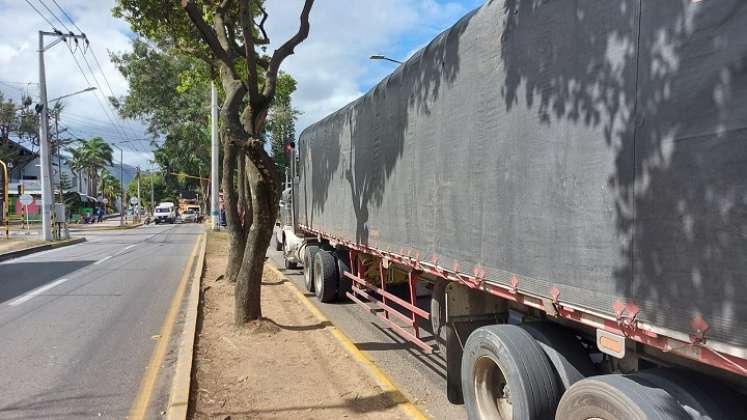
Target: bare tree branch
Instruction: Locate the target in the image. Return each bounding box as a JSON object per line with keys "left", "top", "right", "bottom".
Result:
{"left": 181, "top": 0, "right": 231, "bottom": 64}
{"left": 262, "top": 0, "right": 314, "bottom": 101}
{"left": 255, "top": 3, "right": 270, "bottom": 45}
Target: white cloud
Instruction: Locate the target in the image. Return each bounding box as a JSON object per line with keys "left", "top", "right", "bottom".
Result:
{"left": 0, "top": 0, "right": 151, "bottom": 166}
{"left": 264, "top": 0, "right": 477, "bottom": 134}
{"left": 0, "top": 0, "right": 480, "bottom": 164}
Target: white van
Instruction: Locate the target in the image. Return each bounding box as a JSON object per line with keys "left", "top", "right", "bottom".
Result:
{"left": 154, "top": 202, "right": 176, "bottom": 224}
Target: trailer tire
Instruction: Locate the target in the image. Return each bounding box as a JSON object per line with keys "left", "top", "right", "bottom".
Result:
{"left": 445, "top": 323, "right": 463, "bottom": 404}
{"left": 275, "top": 234, "right": 283, "bottom": 251}
{"left": 430, "top": 280, "right": 447, "bottom": 356}
{"left": 284, "top": 256, "right": 298, "bottom": 270}
{"left": 335, "top": 249, "right": 352, "bottom": 300}
{"left": 635, "top": 368, "right": 742, "bottom": 420}
{"left": 462, "top": 324, "right": 560, "bottom": 420}
{"left": 303, "top": 244, "right": 320, "bottom": 292}
{"left": 556, "top": 374, "right": 690, "bottom": 420}
{"left": 519, "top": 322, "right": 595, "bottom": 391}
{"left": 313, "top": 250, "right": 338, "bottom": 302}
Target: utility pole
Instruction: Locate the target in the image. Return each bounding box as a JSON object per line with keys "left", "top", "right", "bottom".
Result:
{"left": 210, "top": 81, "right": 219, "bottom": 231}
{"left": 111, "top": 144, "right": 124, "bottom": 227}
{"left": 136, "top": 166, "right": 141, "bottom": 222}
{"left": 38, "top": 30, "right": 87, "bottom": 241}
{"left": 150, "top": 173, "right": 155, "bottom": 216}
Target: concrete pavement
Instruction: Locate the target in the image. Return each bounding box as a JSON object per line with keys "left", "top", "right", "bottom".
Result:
{"left": 0, "top": 223, "right": 202, "bottom": 419}
{"left": 266, "top": 246, "right": 466, "bottom": 420}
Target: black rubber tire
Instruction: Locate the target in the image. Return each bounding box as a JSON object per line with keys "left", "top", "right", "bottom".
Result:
{"left": 275, "top": 234, "right": 283, "bottom": 251}
{"left": 519, "top": 322, "right": 596, "bottom": 391}
{"left": 634, "top": 368, "right": 742, "bottom": 420}
{"left": 313, "top": 250, "right": 338, "bottom": 302}
{"left": 303, "top": 244, "right": 320, "bottom": 292}
{"left": 430, "top": 280, "right": 447, "bottom": 356}
{"left": 335, "top": 249, "right": 352, "bottom": 300}
{"left": 462, "top": 324, "right": 561, "bottom": 420}
{"left": 556, "top": 374, "right": 690, "bottom": 420}
{"left": 284, "top": 256, "right": 298, "bottom": 270}
{"left": 445, "top": 323, "right": 464, "bottom": 404}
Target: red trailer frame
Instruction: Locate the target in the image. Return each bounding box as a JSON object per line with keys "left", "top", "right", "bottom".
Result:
{"left": 300, "top": 224, "right": 747, "bottom": 378}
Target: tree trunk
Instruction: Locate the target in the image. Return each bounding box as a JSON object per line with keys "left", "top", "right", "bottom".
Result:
{"left": 234, "top": 148, "right": 278, "bottom": 323}
{"left": 222, "top": 132, "right": 245, "bottom": 283}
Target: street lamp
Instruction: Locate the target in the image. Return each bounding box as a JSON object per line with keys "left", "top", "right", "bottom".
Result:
{"left": 110, "top": 143, "right": 125, "bottom": 227}
{"left": 48, "top": 86, "right": 96, "bottom": 104}
{"left": 369, "top": 55, "right": 403, "bottom": 64}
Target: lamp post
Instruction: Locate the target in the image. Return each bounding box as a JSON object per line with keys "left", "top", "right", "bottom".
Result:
{"left": 369, "top": 54, "right": 403, "bottom": 64}
{"left": 110, "top": 144, "right": 125, "bottom": 227}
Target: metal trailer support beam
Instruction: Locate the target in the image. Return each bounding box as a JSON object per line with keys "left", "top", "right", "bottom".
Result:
{"left": 210, "top": 81, "right": 219, "bottom": 231}
{"left": 344, "top": 256, "right": 433, "bottom": 354}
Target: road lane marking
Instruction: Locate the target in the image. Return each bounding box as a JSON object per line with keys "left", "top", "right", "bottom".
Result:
{"left": 124, "top": 245, "right": 136, "bottom": 251}
{"left": 8, "top": 278, "right": 70, "bottom": 306}
{"left": 94, "top": 255, "right": 113, "bottom": 265}
{"left": 128, "top": 234, "right": 202, "bottom": 420}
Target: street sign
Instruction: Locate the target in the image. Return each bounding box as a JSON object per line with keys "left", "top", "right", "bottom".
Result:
{"left": 19, "top": 194, "right": 33, "bottom": 206}
{"left": 130, "top": 197, "right": 139, "bottom": 205}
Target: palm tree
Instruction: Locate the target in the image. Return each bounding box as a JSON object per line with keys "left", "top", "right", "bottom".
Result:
{"left": 99, "top": 170, "right": 120, "bottom": 212}
{"left": 67, "top": 137, "right": 113, "bottom": 196}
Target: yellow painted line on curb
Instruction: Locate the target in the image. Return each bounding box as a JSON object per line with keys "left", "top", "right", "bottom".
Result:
{"left": 267, "top": 263, "right": 429, "bottom": 420}
{"left": 128, "top": 234, "right": 203, "bottom": 420}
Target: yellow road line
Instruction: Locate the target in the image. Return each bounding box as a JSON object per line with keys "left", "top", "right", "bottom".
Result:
{"left": 267, "top": 263, "right": 429, "bottom": 420}
{"left": 128, "top": 235, "right": 203, "bottom": 420}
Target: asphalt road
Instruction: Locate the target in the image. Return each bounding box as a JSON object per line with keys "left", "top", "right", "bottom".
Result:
{"left": 267, "top": 245, "right": 467, "bottom": 420}
{"left": 0, "top": 223, "right": 202, "bottom": 419}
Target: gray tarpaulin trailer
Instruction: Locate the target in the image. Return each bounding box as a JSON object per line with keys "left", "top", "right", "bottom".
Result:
{"left": 283, "top": 1, "right": 747, "bottom": 418}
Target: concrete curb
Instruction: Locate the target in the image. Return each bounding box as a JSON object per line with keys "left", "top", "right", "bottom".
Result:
{"left": 266, "top": 262, "right": 429, "bottom": 420}
{"left": 166, "top": 233, "right": 207, "bottom": 420}
{"left": 0, "top": 237, "right": 87, "bottom": 263}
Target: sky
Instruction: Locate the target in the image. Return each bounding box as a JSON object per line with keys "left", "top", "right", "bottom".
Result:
{"left": 0, "top": 0, "right": 484, "bottom": 169}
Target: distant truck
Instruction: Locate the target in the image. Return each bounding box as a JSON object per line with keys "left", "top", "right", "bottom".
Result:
{"left": 278, "top": 2, "right": 747, "bottom": 419}
{"left": 154, "top": 202, "right": 176, "bottom": 224}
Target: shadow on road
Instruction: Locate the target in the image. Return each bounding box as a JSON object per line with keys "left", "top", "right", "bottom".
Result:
{"left": 0, "top": 261, "right": 94, "bottom": 304}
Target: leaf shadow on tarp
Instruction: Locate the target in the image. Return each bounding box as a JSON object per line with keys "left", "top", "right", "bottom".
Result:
{"left": 500, "top": 0, "right": 747, "bottom": 344}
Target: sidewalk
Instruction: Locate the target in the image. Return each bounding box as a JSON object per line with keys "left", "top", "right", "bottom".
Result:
{"left": 189, "top": 231, "right": 409, "bottom": 419}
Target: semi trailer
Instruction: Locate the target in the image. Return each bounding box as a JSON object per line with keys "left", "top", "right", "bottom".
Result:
{"left": 280, "top": 1, "right": 747, "bottom": 418}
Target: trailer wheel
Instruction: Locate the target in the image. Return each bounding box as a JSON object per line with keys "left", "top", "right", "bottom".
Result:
{"left": 284, "top": 256, "right": 298, "bottom": 270}
{"left": 555, "top": 374, "right": 690, "bottom": 420}
{"left": 313, "top": 250, "right": 338, "bottom": 302}
{"left": 462, "top": 324, "right": 560, "bottom": 420}
{"left": 275, "top": 234, "right": 283, "bottom": 251}
{"left": 635, "top": 368, "right": 741, "bottom": 419}
{"left": 430, "top": 280, "right": 447, "bottom": 355}
{"left": 303, "top": 244, "right": 320, "bottom": 292}
{"left": 519, "top": 322, "right": 595, "bottom": 391}
{"left": 335, "top": 249, "right": 351, "bottom": 300}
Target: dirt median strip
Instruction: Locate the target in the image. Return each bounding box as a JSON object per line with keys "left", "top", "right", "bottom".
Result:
{"left": 191, "top": 231, "right": 422, "bottom": 420}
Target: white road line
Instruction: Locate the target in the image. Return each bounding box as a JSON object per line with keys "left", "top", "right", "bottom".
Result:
{"left": 8, "top": 278, "right": 70, "bottom": 306}
{"left": 94, "top": 255, "right": 113, "bottom": 265}
{"left": 124, "top": 245, "right": 136, "bottom": 251}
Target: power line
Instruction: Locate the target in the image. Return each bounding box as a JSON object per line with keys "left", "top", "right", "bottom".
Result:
{"left": 36, "top": 0, "right": 71, "bottom": 32}
{"left": 51, "top": 0, "right": 83, "bottom": 33}
{"left": 23, "top": 0, "right": 58, "bottom": 30}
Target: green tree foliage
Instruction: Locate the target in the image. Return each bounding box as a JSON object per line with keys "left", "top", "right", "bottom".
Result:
{"left": 127, "top": 172, "right": 169, "bottom": 211}
{"left": 0, "top": 90, "right": 39, "bottom": 165}
{"left": 114, "top": 0, "right": 315, "bottom": 323}
{"left": 99, "top": 170, "right": 121, "bottom": 211}
{"left": 267, "top": 73, "right": 299, "bottom": 180}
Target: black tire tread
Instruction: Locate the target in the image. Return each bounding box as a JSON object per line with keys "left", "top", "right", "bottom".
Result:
{"left": 314, "top": 250, "right": 338, "bottom": 302}
{"left": 303, "top": 244, "right": 320, "bottom": 292}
